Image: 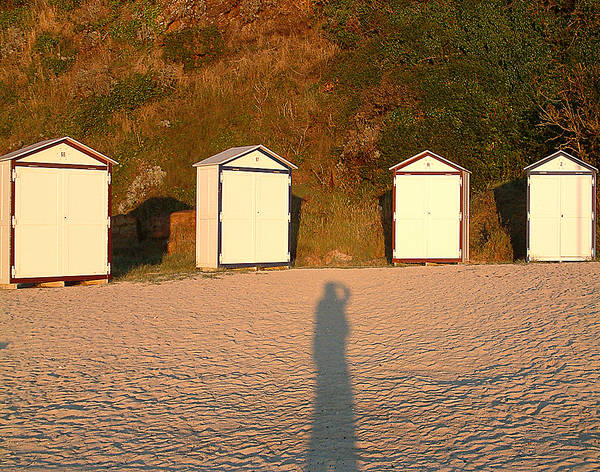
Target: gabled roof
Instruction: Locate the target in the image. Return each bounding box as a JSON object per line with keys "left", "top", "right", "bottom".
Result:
{"left": 0, "top": 136, "right": 118, "bottom": 165}
{"left": 193, "top": 145, "right": 297, "bottom": 169}
{"left": 524, "top": 150, "right": 597, "bottom": 173}
{"left": 389, "top": 149, "right": 470, "bottom": 173}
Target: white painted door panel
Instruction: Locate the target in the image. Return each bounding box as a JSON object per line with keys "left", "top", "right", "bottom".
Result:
{"left": 529, "top": 174, "right": 593, "bottom": 260}
{"left": 428, "top": 176, "right": 461, "bottom": 258}
{"left": 220, "top": 171, "right": 255, "bottom": 264}
{"left": 64, "top": 170, "right": 108, "bottom": 275}
{"left": 255, "top": 173, "right": 289, "bottom": 263}
{"left": 14, "top": 167, "right": 62, "bottom": 277}
{"left": 395, "top": 175, "right": 428, "bottom": 258}
{"left": 14, "top": 167, "right": 109, "bottom": 278}
{"left": 560, "top": 175, "right": 592, "bottom": 259}
{"left": 394, "top": 174, "right": 461, "bottom": 259}
{"left": 221, "top": 170, "right": 290, "bottom": 265}
{"left": 529, "top": 175, "right": 560, "bottom": 260}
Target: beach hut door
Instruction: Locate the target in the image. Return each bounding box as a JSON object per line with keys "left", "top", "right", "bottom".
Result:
{"left": 63, "top": 169, "right": 109, "bottom": 275}
{"left": 529, "top": 175, "right": 592, "bottom": 259}
{"left": 395, "top": 174, "right": 461, "bottom": 259}
{"left": 14, "top": 167, "right": 62, "bottom": 277}
{"left": 220, "top": 170, "right": 289, "bottom": 264}
{"left": 254, "top": 172, "right": 289, "bottom": 263}
{"left": 13, "top": 167, "right": 109, "bottom": 278}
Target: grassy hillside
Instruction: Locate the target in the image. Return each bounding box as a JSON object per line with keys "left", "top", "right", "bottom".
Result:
{"left": 1, "top": 0, "right": 599, "bottom": 271}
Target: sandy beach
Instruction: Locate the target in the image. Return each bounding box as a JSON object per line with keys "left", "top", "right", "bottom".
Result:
{"left": 1, "top": 263, "right": 599, "bottom": 471}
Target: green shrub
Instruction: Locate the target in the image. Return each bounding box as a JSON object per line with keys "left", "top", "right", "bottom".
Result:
{"left": 48, "top": 0, "right": 81, "bottom": 11}
{"left": 33, "top": 32, "right": 59, "bottom": 53}
{"left": 163, "top": 26, "right": 225, "bottom": 70}
{"left": 0, "top": 6, "right": 28, "bottom": 30}
{"left": 78, "top": 72, "right": 170, "bottom": 133}
{"left": 109, "top": 0, "right": 162, "bottom": 45}
{"left": 0, "top": 82, "right": 16, "bottom": 105}
{"left": 33, "top": 32, "right": 77, "bottom": 76}
{"left": 320, "top": 0, "right": 571, "bottom": 191}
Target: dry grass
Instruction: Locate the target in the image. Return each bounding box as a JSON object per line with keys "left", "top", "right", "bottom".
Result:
{"left": 469, "top": 189, "right": 514, "bottom": 263}
{"left": 295, "top": 190, "right": 386, "bottom": 266}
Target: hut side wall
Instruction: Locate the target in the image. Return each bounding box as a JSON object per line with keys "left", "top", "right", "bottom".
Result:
{"left": 462, "top": 171, "right": 470, "bottom": 262}
{"left": 196, "top": 165, "right": 219, "bottom": 268}
{"left": 0, "top": 161, "right": 11, "bottom": 283}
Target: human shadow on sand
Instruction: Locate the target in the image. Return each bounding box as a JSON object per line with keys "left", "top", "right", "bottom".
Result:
{"left": 306, "top": 282, "right": 358, "bottom": 472}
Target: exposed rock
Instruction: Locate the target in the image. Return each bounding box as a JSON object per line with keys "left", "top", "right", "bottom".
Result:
{"left": 324, "top": 249, "right": 353, "bottom": 265}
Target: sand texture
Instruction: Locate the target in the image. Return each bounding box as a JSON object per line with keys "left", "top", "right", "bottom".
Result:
{"left": 1, "top": 263, "right": 599, "bottom": 471}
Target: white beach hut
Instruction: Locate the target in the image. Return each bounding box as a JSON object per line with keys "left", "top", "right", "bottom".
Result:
{"left": 389, "top": 150, "right": 470, "bottom": 263}
{"left": 0, "top": 137, "right": 117, "bottom": 287}
{"left": 525, "top": 151, "right": 597, "bottom": 261}
{"left": 193, "top": 145, "right": 297, "bottom": 269}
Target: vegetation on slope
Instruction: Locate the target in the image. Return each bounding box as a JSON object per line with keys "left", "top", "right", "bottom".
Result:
{"left": 0, "top": 0, "right": 598, "bottom": 271}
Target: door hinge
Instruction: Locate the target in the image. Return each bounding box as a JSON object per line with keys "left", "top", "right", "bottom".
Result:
{"left": 219, "top": 212, "right": 223, "bottom": 222}
{"left": 11, "top": 266, "right": 15, "bottom": 278}
{"left": 287, "top": 252, "right": 290, "bottom": 261}
{"left": 12, "top": 169, "right": 17, "bottom": 181}
{"left": 11, "top": 216, "right": 16, "bottom": 227}
{"left": 459, "top": 248, "right": 462, "bottom": 257}
{"left": 393, "top": 212, "right": 396, "bottom": 221}
{"left": 107, "top": 263, "right": 111, "bottom": 274}
{"left": 288, "top": 176, "right": 292, "bottom": 185}
{"left": 107, "top": 174, "right": 111, "bottom": 185}
{"left": 107, "top": 218, "right": 111, "bottom": 228}
{"left": 288, "top": 213, "right": 291, "bottom": 223}
{"left": 219, "top": 253, "right": 223, "bottom": 264}
{"left": 459, "top": 212, "right": 463, "bottom": 221}
{"left": 220, "top": 173, "right": 224, "bottom": 183}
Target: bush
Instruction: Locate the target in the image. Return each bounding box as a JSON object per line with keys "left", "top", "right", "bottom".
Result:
{"left": 78, "top": 72, "right": 170, "bottom": 133}
{"left": 33, "top": 32, "right": 77, "bottom": 76}
{"left": 33, "top": 32, "right": 59, "bottom": 53}
{"left": 48, "top": 0, "right": 81, "bottom": 11}
{"left": 109, "top": 0, "right": 162, "bottom": 45}
{"left": 0, "top": 6, "right": 28, "bottom": 30}
{"left": 163, "top": 26, "right": 224, "bottom": 70}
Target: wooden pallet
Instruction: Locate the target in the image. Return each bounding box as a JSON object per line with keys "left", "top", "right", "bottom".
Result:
{"left": 0, "top": 279, "right": 109, "bottom": 290}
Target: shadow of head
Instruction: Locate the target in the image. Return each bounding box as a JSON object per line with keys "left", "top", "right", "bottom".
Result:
{"left": 322, "top": 282, "right": 351, "bottom": 306}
